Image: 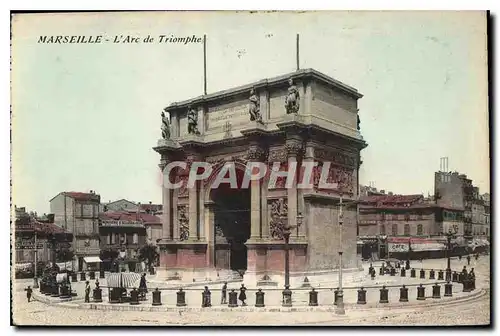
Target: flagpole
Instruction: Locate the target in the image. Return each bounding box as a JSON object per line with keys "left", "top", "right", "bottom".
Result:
{"left": 296, "top": 33, "right": 300, "bottom": 71}
{"left": 203, "top": 34, "right": 207, "bottom": 95}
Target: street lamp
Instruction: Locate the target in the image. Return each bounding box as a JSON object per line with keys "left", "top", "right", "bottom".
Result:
{"left": 445, "top": 228, "right": 457, "bottom": 281}
{"left": 33, "top": 230, "right": 39, "bottom": 288}
{"left": 281, "top": 212, "right": 304, "bottom": 288}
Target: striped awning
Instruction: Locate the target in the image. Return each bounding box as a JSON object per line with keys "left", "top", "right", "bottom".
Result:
{"left": 56, "top": 261, "right": 73, "bottom": 271}
{"left": 106, "top": 272, "right": 141, "bottom": 289}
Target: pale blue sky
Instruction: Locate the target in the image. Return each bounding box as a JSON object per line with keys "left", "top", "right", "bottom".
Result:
{"left": 11, "top": 11, "right": 489, "bottom": 214}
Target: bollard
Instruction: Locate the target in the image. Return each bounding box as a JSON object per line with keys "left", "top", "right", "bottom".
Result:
{"left": 379, "top": 285, "right": 389, "bottom": 303}
{"left": 462, "top": 276, "right": 472, "bottom": 292}
{"left": 410, "top": 268, "right": 416, "bottom": 278}
{"left": 390, "top": 268, "right": 396, "bottom": 276}
{"left": 308, "top": 288, "right": 318, "bottom": 306}
{"left": 417, "top": 284, "right": 425, "bottom": 300}
{"left": 371, "top": 269, "right": 376, "bottom": 280}
{"left": 432, "top": 283, "right": 441, "bottom": 299}
{"left": 437, "top": 270, "right": 444, "bottom": 280}
{"left": 334, "top": 288, "right": 339, "bottom": 305}
{"left": 452, "top": 272, "right": 458, "bottom": 282}
{"left": 89, "top": 271, "right": 95, "bottom": 280}
{"left": 228, "top": 289, "right": 238, "bottom": 307}
{"left": 152, "top": 288, "right": 162, "bottom": 306}
{"left": 93, "top": 287, "right": 103, "bottom": 302}
{"left": 255, "top": 289, "right": 265, "bottom": 307}
{"left": 99, "top": 270, "right": 105, "bottom": 279}
{"left": 176, "top": 288, "right": 187, "bottom": 307}
{"left": 130, "top": 288, "right": 139, "bottom": 305}
{"left": 357, "top": 287, "right": 367, "bottom": 304}
{"left": 39, "top": 281, "right": 45, "bottom": 294}
{"left": 201, "top": 288, "right": 212, "bottom": 308}
{"left": 71, "top": 273, "right": 78, "bottom": 282}
{"left": 429, "top": 269, "right": 435, "bottom": 280}
{"left": 400, "top": 268, "right": 406, "bottom": 277}
{"left": 399, "top": 285, "right": 409, "bottom": 302}
{"left": 420, "top": 269, "right": 425, "bottom": 279}
{"left": 80, "top": 272, "right": 86, "bottom": 282}
{"left": 282, "top": 285, "right": 292, "bottom": 307}
{"left": 444, "top": 281, "right": 453, "bottom": 297}
{"left": 109, "top": 288, "right": 120, "bottom": 304}
{"left": 44, "top": 282, "right": 52, "bottom": 296}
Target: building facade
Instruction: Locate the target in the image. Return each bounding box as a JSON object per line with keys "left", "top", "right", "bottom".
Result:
{"left": 154, "top": 69, "right": 367, "bottom": 282}
{"left": 50, "top": 191, "right": 101, "bottom": 271}
{"left": 358, "top": 194, "right": 465, "bottom": 260}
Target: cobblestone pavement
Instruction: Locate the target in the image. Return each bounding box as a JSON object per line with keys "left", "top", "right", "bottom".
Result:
{"left": 12, "top": 256, "right": 490, "bottom": 326}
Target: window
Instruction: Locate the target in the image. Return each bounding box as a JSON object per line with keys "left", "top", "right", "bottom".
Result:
{"left": 392, "top": 224, "right": 398, "bottom": 236}
{"left": 380, "top": 225, "right": 386, "bottom": 235}
{"left": 133, "top": 233, "right": 138, "bottom": 244}
{"left": 107, "top": 234, "right": 111, "bottom": 244}
{"left": 417, "top": 224, "right": 423, "bottom": 236}
{"left": 404, "top": 214, "right": 410, "bottom": 221}
{"left": 404, "top": 224, "right": 410, "bottom": 236}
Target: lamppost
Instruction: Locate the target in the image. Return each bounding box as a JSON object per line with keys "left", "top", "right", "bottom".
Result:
{"left": 336, "top": 195, "right": 360, "bottom": 315}
{"left": 445, "top": 228, "right": 457, "bottom": 281}
{"left": 33, "top": 230, "right": 39, "bottom": 288}
{"left": 406, "top": 237, "right": 411, "bottom": 270}
{"left": 282, "top": 212, "right": 304, "bottom": 288}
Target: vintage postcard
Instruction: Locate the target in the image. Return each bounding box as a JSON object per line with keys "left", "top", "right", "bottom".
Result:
{"left": 10, "top": 11, "right": 490, "bottom": 326}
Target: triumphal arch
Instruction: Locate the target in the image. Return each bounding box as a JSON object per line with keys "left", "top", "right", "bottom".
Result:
{"left": 154, "top": 68, "right": 367, "bottom": 282}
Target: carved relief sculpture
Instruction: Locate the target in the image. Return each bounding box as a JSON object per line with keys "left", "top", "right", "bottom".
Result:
{"left": 285, "top": 78, "right": 300, "bottom": 114}
{"left": 178, "top": 206, "right": 189, "bottom": 241}
{"left": 269, "top": 198, "right": 288, "bottom": 240}
{"left": 187, "top": 106, "right": 200, "bottom": 135}
{"left": 357, "top": 114, "right": 361, "bottom": 131}
{"left": 161, "top": 109, "right": 171, "bottom": 139}
{"left": 248, "top": 88, "right": 263, "bottom": 123}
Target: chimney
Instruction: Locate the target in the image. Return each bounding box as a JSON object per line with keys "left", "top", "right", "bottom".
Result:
{"left": 47, "top": 214, "right": 55, "bottom": 223}
{"left": 149, "top": 201, "right": 152, "bottom": 205}
{"left": 380, "top": 190, "right": 385, "bottom": 194}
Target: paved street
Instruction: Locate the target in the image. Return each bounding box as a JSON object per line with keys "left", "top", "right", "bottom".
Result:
{"left": 12, "top": 256, "right": 490, "bottom": 326}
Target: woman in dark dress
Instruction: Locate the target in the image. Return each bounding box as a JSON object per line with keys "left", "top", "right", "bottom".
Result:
{"left": 238, "top": 284, "right": 247, "bottom": 306}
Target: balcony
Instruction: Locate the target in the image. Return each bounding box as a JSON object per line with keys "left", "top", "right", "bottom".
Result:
{"left": 100, "top": 220, "right": 145, "bottom": 228}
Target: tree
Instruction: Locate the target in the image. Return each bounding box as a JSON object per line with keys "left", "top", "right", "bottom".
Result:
{"left": 138, "top": 244, "right": 159, "bottom": 269}
{"left": 55, "top": 248, "right": 74, "bottom": 262}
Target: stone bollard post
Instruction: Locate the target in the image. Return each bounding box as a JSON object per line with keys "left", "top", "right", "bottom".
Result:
{"left": 152, "top": 288, "right": 162, "bottom": 306}
{"left": 429, "top": 269, "right": 435, "bottom": 280}
{"left": 93, "top": 287, "right": 103, "bottom": 302}
{"left": 400, "top": 268, "right": 406, "bottom": 277}
{"left": 99, "top": 270, "right": 105, "bottom": 279}
{"left": 420, "top": 269, "right": 425, "bottom": 279}
{"left": 334, "top": 288, "right": 339, "bottom": 305}
{"left": 437, "top": 270, "right": 444, "bottom": 280}
{"left": 390, "top": 268, "right": 396, "bottom": 276}
{"left": 255, "top": 289, "right": 265, "bottom": 307}
{"left": 357, "top": 287, "right": 367, "bottom": 305}
{"left": 176, "top": 288, "right": 187, "bottom": 307}
{"left": 71, "top": 273, "right": 78, "bottom": 282}
{"left": 109, "top": 288, "right": 120, "bottom": 303}
{"left": 89, "top": 271, "right": 95, "bottom": 280}
{"left": 444, "top": 281, "right": 453, "bottom": 297}
{"left": 432, "top": 283, "right": 441, "bottom": 299}
{"left": 80, "top": 272, "right": 86, "bottom": 282}
{"left": 452, "top": 272, "right": 458, "bottom": 282}
{"left": 308, "top": 288, "right": 318, "bottom": 306}
{"left": 410, "top": 268, "right": 416, "bottom": 278}
{"left": 399, "top": 285, "right": 409, "bottom": 302}
{"left": 130, "top": 288, "right": 139, "bottom": 305}
{"left": 417, "top": 284, "right": 425, "bottom": 300}
{"left": 201, "top": 288, "right": 212, "bottom": 308}
{"left": 228, "top": 289, "right": 238, "bottom": 307}
{"left": 462, "top": 276, "right": 472, "bottom": 292}
{"left": 39, "top": 281, "right": 45, "bottom": 294}
{"left": 282, "top": 285, "right": 292, "bottom": 307}
{"left": 405, "top": 260, "right": 410, "bottom": 270}
{"left": 379, "top": 285, "right": 389, "bottom": 303}
{"left": 44, "top": 282, "right": 52, "bottom": 296}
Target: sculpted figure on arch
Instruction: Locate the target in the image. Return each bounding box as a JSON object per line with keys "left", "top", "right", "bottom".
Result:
{"left": 248, "top": 88, "right": 263, "bottom": 123}
{"left": 285, "top": 78, "right": 300, "bottom": 114}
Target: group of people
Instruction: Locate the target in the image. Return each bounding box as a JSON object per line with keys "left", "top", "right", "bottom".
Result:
{"left": 220, "top": 282, "right": 247, "bottom": 306}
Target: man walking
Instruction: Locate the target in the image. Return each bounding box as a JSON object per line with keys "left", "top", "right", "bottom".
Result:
{"left": 221, "top": 282, "right": 227, "bottom": 304}
{"left": 25, "top": 286, "right": 33, "bottom": 303}
{"left": 84, "top": 281, "right": 91, "bottom": 303}
{"left": 467, "top": 255, "right": 471, "bottom": 266}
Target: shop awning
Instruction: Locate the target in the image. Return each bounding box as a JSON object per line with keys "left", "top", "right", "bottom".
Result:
{"left": 84, "top": 256, "right": 102, "bottom": 263}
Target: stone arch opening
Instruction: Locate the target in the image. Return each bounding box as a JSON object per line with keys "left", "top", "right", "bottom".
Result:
{"left": 208, "top": 163, "right": 252, "bottom": 274}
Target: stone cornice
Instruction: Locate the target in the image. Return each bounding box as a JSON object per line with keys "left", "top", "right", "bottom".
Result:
{"left": 164, "top": 68, "right": 363, "bottom": 112}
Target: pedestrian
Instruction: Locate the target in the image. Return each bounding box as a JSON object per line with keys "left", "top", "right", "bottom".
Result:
{"left": 25, "top": 286, "right": 33, "bottom": 303}
{"left": 467, "top": 255, "right": 471, "bottom": 265}
{"left": 95, "top": 279, "right": 100, "bottom": 289}
{"left": 238, "top": 284, "right": 247, "bottom": 306}
{"left": 459, "top": 255, "right": 462, "bottom": 261}
{"left": 475, "top": 253, "right": 479, "bottom": 261}
{"left": 84, "top": 280, "right": 90, "bottom": 303}
{"left": 221, "top": 282, "right": 227, "bottom": 304}
{"left": 202, "top": 286, "right": 212, "bottom": 307}
{"left": 140, "top": 273, "right": 148, "bottom": 292}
